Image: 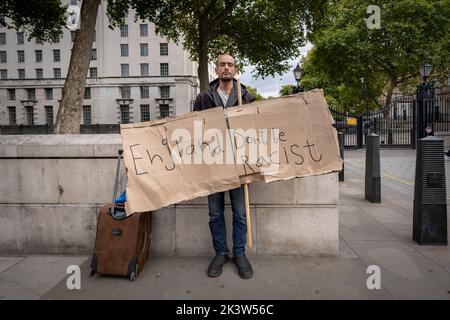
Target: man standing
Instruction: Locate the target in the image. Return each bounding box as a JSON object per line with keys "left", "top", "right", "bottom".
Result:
{"left": 193, "top": 54, "right": 255, "bottom": 279}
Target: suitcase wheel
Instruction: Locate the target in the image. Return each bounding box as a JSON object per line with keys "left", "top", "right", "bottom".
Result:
{"left": 127, "top": 257, "right": 138, "bottom": 281}
{"left": 89, "top": 255, "right": 97, "bottom": 277}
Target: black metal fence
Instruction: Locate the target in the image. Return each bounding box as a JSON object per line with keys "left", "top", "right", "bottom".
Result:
{"left": 330, "top": 96, "right": 450, "bottom": 149}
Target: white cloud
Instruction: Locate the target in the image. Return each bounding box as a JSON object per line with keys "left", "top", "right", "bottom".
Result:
{"left": 240, "top": 43, "right": 312, "bottom": 98}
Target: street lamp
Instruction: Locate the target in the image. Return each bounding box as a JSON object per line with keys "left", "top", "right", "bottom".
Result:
{"left": 293, "top": 63, "right": 303, "bottom": 93}
{"left": 416, "top": 63, "right": 434, "bottom": 139}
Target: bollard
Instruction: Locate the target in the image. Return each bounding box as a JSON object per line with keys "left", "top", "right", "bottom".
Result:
{"left": 365, "top": 133, "right": 381, "bottom": 203}
{"left": 413, "top": 136, "right": 448, "bottom": 245}
{"left": 338, "top": 131, "right": 344, "bottom": 181}
{"left": 388, "top": 128, "right": 393, "bottom": 144}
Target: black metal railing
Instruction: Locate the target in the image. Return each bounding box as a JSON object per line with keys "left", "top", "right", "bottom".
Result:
{"left": 329, "top": 95, "right": 450, "bottom": 149}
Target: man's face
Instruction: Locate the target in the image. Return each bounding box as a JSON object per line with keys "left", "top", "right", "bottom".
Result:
{"left": 215, "top": 55, "right": 236, "bottom": 81}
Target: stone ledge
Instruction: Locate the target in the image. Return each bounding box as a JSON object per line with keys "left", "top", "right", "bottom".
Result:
{"left": 0, "top": 134, "right": 122, "bottom": 158}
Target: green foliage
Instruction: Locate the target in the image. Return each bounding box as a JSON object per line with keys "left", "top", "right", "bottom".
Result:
{"left": 0, "top": 0, "right": 68, "bottom": 42}
{"left": 279, "top": 84, "right": 295, "bottom": 96}
{"left": 305, "top": 0, "right": 450, "bottom": 112}
{"left": 244, "top": 84, "right": 264, "bottom": 100}
{"left": 107, "top": 0, "right": 327, "bottom": 81}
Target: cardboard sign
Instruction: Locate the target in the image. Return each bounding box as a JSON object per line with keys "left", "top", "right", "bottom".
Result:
{"left": 121, "top": 89, "right": 343, "bottom": 214}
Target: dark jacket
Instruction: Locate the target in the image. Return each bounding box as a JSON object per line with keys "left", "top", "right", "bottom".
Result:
{"left": 193, "top": 78, "right": 255, "bottom": 111}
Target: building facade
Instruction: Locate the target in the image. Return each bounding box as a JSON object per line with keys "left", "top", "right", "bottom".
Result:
{"left": 0, "top": 0, "right": 215, "bottom": 127}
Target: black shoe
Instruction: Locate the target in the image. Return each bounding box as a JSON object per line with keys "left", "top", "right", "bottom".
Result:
{"left": 232, "top": 254, "right": 253, "bottom": 279}
{"left": 207, "top": 254, "right": 229, "bottom": 277}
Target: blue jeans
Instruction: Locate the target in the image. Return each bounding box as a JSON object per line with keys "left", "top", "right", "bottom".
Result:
{"left": 207, "top": 186, "right": 247, "bottom": 257}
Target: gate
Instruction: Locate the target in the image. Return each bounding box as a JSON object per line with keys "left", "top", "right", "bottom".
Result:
{"left": 329, "top": 96, "right": 450, "bottom": 149}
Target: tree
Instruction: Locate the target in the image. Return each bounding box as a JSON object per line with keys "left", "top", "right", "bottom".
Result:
{"left": 306, "top": 0, "right": 450, "bottom": 113}
{"left": 55, "top": 0, "right": 101, "bottom": 134}
{"left": 107, "top": 0, "right": 328, "bottom": 91}
{"left": 244, "top": 84, "right": 264, "bottom": 100}
{"left": 1, "top": 0, "right": 102, "bottom": 133}
{"left": 0, "top": 0, "right": 67, "bottom": 41}
{"left": 279, "top": 84, "right": 295, "bottom": 97}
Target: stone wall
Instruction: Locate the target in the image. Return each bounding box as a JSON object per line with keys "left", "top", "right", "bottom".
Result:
{"left": 0, "top": 134, "right": 339, "bottom": 256}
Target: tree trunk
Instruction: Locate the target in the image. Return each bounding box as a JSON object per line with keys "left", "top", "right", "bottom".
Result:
{"left": 383, "top": 82, "right": 395, "bottom": 118}
{"left": 54, "top": 0, "right": 100, "bottom": 134}
{"left": 197, "top": 23, "right": 210, "bottom": 92}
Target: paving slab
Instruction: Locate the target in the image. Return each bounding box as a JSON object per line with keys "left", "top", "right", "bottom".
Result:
{"left": 42, "top": 256, "right": 305, "bottom": 300}
{"left": 291, "top": 257, "right": 391, "bottom": 299}
{"left": 346, "top": 240, "right": 450, "bottom": 300}
{"left": 0, "top": 255, "right": 88, "bottom": 300}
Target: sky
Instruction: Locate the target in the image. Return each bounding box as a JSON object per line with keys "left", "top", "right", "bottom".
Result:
{"left": 240, "top": 43, "right": 313, "bottom": 98}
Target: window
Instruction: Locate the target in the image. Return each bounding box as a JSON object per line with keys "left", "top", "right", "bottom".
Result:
{"left": 45, "top": 106, "right": 54, "bottom": 125}
{"left": 120, "top": 44, "right": 128, "bottom": 56}
{"left": 93, "top": 30, "right": 96, "bottom": 42}
{"left": 140, "top": 86, "right": 149, "bottom": 99}
{"left": 140, "top": 63, "right": 149, "bottom": 76}
{"left": 160, "top": 63, "right": 169, "bottom": 76}
{"left": 27, "top": 88, "right": 36, "bottom": 100}
{"left": 140, "top": 24, "right": 148, "bottom": 36}
{"left": 140, "top": 104, "right": 150, "bottom": 121}
{"left": 71, "top": 31, "right": 76, "bottom": 42}
{"left": 70, "top": 0, "right": 77, "bottom": 5}
{"left": 35, "top": 50, "right": 42, "bottom": 62}
{"left": 35, "top": 37, "right": 43, "bottom": 44}
{"left": 120, "top": 105, "right": 130, "bottom": 124}
{"left": 25, "top": 106, "right": 34, "bottom": 125}
{"left": 91, "top": 48, "right": 97, "bottom": 61}
{"left": 160, "top": 43, "right": 168, "bottom": 56}
{"left": 0, "top": 33, "right": 5, "bottom": 45}
{"left": 83, "top": 105, "right": 92, "bottom": 124}
{"left": 16, "top": 32, "right": 24, "bottom": 44}
{"left": 1, "top": 69, "right": 7, "bottom": 79}
{"left": 18, "top": 69, "right": 25, "bottom": 79}
{"left": 140, "top": 43, "right": 148, "bottom": 56}
{"left": 8, "top": 89, "right": 15, "bottom": 100}
{"left": 53, "top": 35, "right": 60, "bottom": 43}
{"left": 159, "top": 104, "right": 169, "bottom": 118}
{"left": 53, "top": 49, "right": 60, "bottom": 62}
{"left": 45, "top": 88, "right": 53, "bottom": 100}
{"left": 0, "top": 51, "right": 6, "bottom": 63}
{"left": 120, "top": 64, "right": 129, "bottom": 77}
{"left": 89, "top": 67, "right": 97, "bottom": 77}
{"left": 160, "top": 86, "right": 170, "bottom": 98}
{"left": 8, "top": 107, "right": 16, "bottom": 125}
{"left": 121, "top": 86, "right": 131, "bottom": 99}
{"left": 84, "top": 87, "right": 91, "bottom": 99}
{"left": 54, "top": 68, "right": 61, "bottom": 78}
{"left": 35, "top": 68, "right": 43, "bottom": 79}
{"left": 17, "top": 50, "right": 24, "bottom": 63}
{"left": 120, "top": 24, "right": 128, "bottom": 37}
{"left": 0, "top": 16, "right": 5, "bottom": 27}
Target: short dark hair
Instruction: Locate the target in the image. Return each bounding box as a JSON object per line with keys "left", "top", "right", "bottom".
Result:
{"left": 215, "top": 53, "right": 235, "bottom": 67}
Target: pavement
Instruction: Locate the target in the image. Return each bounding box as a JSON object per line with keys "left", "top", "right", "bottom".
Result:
{"left": 1, "top": 148, "right": 450, "bottom": 300}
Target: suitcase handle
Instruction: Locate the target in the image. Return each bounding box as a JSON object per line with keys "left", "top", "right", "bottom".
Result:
{"left": 111, "top": 149, "right": 124, "bottom": 218}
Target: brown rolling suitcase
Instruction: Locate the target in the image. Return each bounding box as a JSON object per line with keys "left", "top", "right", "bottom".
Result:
{"left": 89, "top": 150, "right": 152, "bottom": 281}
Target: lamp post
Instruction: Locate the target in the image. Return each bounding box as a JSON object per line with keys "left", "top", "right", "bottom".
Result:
{"left": 416, "top": 63, "right": 434, "bottom": 139}
{"left": 293, "top": 63, "right": 303, "bottom": 93}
